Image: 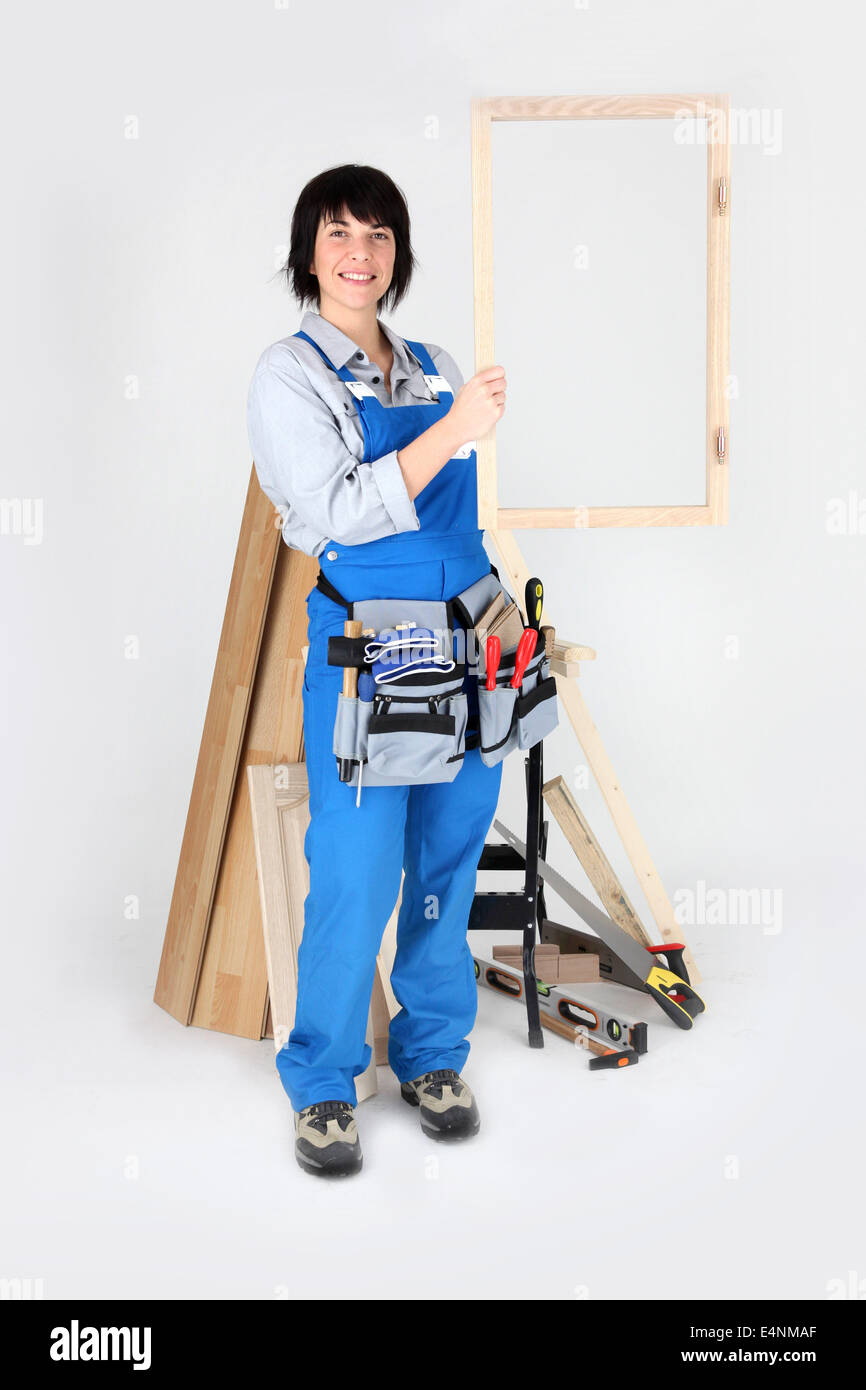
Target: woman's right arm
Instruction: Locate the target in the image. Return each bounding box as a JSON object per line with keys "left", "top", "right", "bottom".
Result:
{"left": 395, "top": 364, "right": 507, "bottom": 502}
{"left": 248, "top": 350, "right": 424, "bottom": 548}
{"left": 247, "top": 350, "right": 506, "bottom": 546}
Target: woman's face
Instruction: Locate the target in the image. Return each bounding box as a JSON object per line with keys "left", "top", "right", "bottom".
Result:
{"left": 310, "top": 207, "right": 395, "bottom": 311}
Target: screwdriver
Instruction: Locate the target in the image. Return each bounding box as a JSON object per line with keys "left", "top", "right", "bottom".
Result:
{"left": 485, "top": 634, "right": 501, "bottom": 691}
{"left": 510, "top": 626, "right": 538, "bottom": 689}
{"left": 524, "top": 576, "right": 543, "bottom": 632}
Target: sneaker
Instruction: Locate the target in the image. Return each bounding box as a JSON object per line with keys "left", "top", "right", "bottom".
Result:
{"left": 294, "top": 1100, "right": 362, "bottom": 1177}
{"left": 400, "top": 1069, "right": 480, "bottom": 1142}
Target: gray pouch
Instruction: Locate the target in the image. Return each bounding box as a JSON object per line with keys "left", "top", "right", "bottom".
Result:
{"left": 476, "top": 682, "right": 519, "bottom": 767}
{"left": 476, "top": 644, "right": 557, "bottom": 764}
{"left": 366, "top": 688, "right": 467, "bottom": 783}
{"left": 352, "top": 597, "right": 453, "bottom": 669}
{"left": 332, "top": 693, "right": 369, "bottom": 772}
{"left": 332, "top": 686, "right": 466, "bottom": 787}
{"left": 516, "top": 666, "right": 559, "bottom": 749}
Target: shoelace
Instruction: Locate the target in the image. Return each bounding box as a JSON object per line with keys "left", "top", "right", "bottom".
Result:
{"left": 416, "top": 1069, "right": 463, "bottom": 1098}
{"left": 307, "top": 1100, "right": 352, "bottom": 1118}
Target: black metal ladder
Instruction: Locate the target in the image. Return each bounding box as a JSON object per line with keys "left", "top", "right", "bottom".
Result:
{"left": 468, "top": 735, "right": 549, "bottom": 1047}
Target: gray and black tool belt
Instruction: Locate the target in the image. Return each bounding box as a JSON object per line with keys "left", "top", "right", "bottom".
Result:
{"left": 321, "top": 568, "right": 559, "bottom": 787}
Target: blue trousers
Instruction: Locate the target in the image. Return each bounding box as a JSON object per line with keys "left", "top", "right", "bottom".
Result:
{"left": 277, "top": 540, "right": 503, "bottom": 1111}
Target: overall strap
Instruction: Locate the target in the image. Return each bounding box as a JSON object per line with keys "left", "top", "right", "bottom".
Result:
{"left": 292, "top": 329, "right": 382, "bottom": 417}
{"left": 403, "top": 338, "right": 454, "bottom": 404}
{"left": 293, "top": 329, "right": 345, "bottom": 379}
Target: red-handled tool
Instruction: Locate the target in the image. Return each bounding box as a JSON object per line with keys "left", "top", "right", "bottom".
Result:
{"left": 485, "top": 634, "right": 501, "bottom": 691}
{"left": 510, "top": 627, "right": 538, "bottom": 688}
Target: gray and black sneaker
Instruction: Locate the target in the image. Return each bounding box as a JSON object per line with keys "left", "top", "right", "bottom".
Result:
{"left": 294, "top": 1100, "right": 362, "bottom": 1178}
{"left": 400, "top": 1069, "right": 480, "bottom": 1142}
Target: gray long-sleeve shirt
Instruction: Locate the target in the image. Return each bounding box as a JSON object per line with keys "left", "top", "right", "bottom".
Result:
{"left": 246, "top": 309, "right": 466, "bottom": 558}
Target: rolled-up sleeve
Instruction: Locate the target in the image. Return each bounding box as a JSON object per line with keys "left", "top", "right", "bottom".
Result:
{"left": 246, "top": 353, "right": 420, "bottom": 547}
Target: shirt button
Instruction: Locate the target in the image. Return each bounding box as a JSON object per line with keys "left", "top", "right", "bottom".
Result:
{"left": 326, "top": 550, "right": 338, "bottom": 561}
{"left": 371, "top": 375, "right": 380, "bottom": 383}
{"left": 355, "top": 351, "right": 364, "bottom": 360}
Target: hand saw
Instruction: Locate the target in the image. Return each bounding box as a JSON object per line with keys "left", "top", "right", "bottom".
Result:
{"left": 493, "top": 819, "right": 706, "bottom": 1031}
{"left": 540, "top": 920, "right": 691, "bottom": 993}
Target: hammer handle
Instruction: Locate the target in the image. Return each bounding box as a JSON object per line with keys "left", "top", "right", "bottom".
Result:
{"left": 342, "top": 621, "right": 363, "bottom": 698}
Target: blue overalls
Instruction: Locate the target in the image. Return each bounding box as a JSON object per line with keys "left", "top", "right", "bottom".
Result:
{"left": 278, "top": 330, "right": 504, "bottom": 1111}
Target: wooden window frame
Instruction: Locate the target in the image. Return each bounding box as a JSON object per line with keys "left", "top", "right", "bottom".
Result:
{"left": 471, "top": 93, "right": 731, "bottom": 529}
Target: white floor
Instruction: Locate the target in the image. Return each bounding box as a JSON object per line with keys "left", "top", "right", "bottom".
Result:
{"left": 3, "top": 864, "right": 860, "bottom": 1302}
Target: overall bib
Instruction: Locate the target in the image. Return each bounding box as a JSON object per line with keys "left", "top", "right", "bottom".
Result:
{"left": 281, "top": 330, "right": 504, "bottom": 1111}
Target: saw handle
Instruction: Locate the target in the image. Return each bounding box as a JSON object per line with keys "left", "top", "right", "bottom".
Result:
{"left": 644, "top": 965, "right": 706, "bottom": 1030}
{"left": 646, "top": 942, "right": 690, "bottom": 987}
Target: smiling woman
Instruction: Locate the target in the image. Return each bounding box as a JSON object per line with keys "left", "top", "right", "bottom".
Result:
{"left": 246, "top": 162, "right": 509, "bottom": 1179}
{"left": 284, "top": 163, "right": 417, "bottom": 327}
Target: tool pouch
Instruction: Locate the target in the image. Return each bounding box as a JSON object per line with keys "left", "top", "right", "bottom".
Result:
{"left": 474, "top": 640, "right": 559, "bottom": 767}
{"left": 449, "top": 570, "right": 559, "bottom": 765}
{"left": 330, "top": 595, "right": 470, "bottom": 787}
{"left": 516, "top": 669, "right": 559, "bottom": 749}
{"left": 324, "top": 567, "right": 558, "bottom": 784}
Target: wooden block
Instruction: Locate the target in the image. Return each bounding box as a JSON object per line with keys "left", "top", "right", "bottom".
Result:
{"left": 491, "top": 942, "right": 601, "bottom": 984}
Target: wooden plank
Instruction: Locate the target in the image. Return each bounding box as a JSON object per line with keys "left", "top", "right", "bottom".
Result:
{"left": 247, "top": 764, "right": 305, "bottom": 1052}
{"left": 541, "top": 774, "right": 655, "bottom": 951}
{"left": 191, "top": 540, "right": 317, "bottom": 1037}
{"left": 552, "top": 638, "right": 595, "bottom": 663}
{"left": 485, "top": 94, "right": 730, "bottom": 122}
{"left": 497, "top": 505, "right": 712, "bottom": 529}
{"left": 370, "top": 964, "right": 391, "bottom": 1065}
{"left": 471, "top": 98, "right": 497, "bottom": 532}
{"left": 154, "top": 469, "right": 281, "bottom": 1023}
{"left": 707, "top": 93, "right": 731, "bottom": 526}
{"left": 486, "top": 527, "right": 700, "bottom": 983}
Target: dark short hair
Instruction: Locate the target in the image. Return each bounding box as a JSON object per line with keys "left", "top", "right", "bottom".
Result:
{"left": 283, "top": 164, "right": 418, "bottom": 312}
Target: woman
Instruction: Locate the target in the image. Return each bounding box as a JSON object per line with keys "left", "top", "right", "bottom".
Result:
{"left": 247, "top": 164, "right": 507, "bottom": 1178}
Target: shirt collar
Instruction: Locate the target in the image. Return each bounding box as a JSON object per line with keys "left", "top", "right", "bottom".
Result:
{"left": 297, "top": 310, "right": 427, "bottom": 395}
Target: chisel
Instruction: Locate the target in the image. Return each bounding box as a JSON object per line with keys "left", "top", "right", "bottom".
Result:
{"left": 493, "top": 818, "right": 706, "bottom": 1030}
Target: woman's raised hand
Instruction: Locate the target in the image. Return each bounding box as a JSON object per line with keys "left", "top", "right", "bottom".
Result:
{"left": 448, "top": 366, "right": 506, "bottom": 443}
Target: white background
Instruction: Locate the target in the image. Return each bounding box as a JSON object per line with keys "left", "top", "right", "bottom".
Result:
{"left": 1, "top": 0, "right": 863, "bottom": 1300}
